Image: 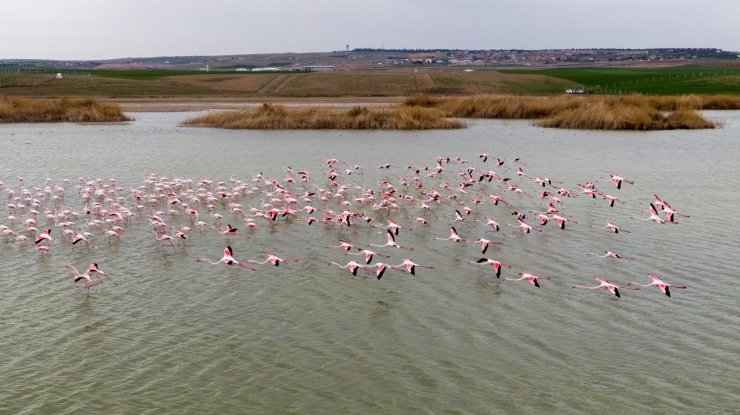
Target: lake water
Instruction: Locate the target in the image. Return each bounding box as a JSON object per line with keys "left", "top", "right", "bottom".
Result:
{"left": 0, "top": 112, "right": 738, "bottom": 414}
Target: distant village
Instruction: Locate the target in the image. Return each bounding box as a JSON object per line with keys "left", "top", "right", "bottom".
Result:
{"left": 1, "top": 48, "right": 737, "bottom": 71}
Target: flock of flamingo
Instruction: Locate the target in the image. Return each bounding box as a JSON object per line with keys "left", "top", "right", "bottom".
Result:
{"left": 0, "top": 152, "right": 689, "bottom": 298}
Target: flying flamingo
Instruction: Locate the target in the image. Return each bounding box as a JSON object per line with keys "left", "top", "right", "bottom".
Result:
{"left": 477, "top": 216, "right": 501, "bottom": 232}
{"left": 608, "top": 173, "right": 634, "bottom": 190}
{"left": 628, "top": 274, "right": 687, "bottom": 297}
{"left": 507, "top": 219, "right": 540, "bottom": 234}
{"left": 572, "top": 277, "right": 624, "bottom": 298}
{"left": 328, "top": 260, "right": 367, "bottom": 276}
{"left": 660, "top": 201, "right": 690, "bottom": 223}
{"left": 587, "top": 250, "right": 633, "bottom": 260}
{"left": 346, "top": 248, "right": 390, "bottom": 264}
{"left": 631, "top": 203, "right": 674, "bottom": 225}
{"left": 469, "top": 257, "right": 511, "bottom": 278}
{"left": 328, "top": 240, "right": 355, "bottom": 251}
{"left": 195, "top": 246, "right": 255, "bottom": 270}
{"left": 504, "top": 272, "right": 552, "bottom": 288}
{"left": 603, "top": 195, "right": 625, "bottom": 207}
{"left": 369, "top": 230, "right": 414, "bottom": 250}
{"left": 34, "top": 229, "right": 52, "bottom": 245}
{"left": 248, "top": 253, "right": 299, "bottom": 267}
{"left": 65, "top": 264, "right": 97, "bottom": 291}
{"left": 592, "top": 220, "right": 630, "bottom": 234}
{"left": 549, "top": 214, "right": 577, "bottom": 230}
{"left": 467, "top": 237, "right": 500, "bottom": 254}
{"left": 433, "top": 226, "right": 467, "bottom": 243}
{"left": 391, "top": 258, "right": 433, "bottom": 275}
{"left": 364, "top": 262, "right": 397, "bottom": 279}
{"left": 87, "top": 263, "right": 116, "bottom": 285}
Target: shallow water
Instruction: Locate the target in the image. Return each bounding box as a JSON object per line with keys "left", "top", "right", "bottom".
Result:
{"left": 0, "top": 112, "right": 738, "bottom": 414}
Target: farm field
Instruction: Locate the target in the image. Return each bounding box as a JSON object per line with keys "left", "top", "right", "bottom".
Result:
{"left": 0, "top": 65, "right": 737, "bottom": 99}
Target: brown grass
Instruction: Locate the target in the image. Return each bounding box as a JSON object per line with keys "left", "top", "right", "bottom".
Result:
{"left": 0, "top": 98, "right": 130, "bottom": 123}
{"left": 403, "top": 94, "right": 726, "bottom": 130}
{"left": 183, "top": 103, "right": 465, "bottom": 130}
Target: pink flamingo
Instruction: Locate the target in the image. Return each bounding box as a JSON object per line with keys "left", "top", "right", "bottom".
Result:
{"left": 346, "top": 248, "right": 390, "bottom": 264}
{"left": 87, "top": 263, "right": 116, "bottom": 285}
{"left": 467, "top": 237, "right": 500, "bottom": 254}
{"left": 391, "top": 258, "right": 433, "bottom": 275}
{"left": 364, "top": 262, "right": 397, "bottom": 280}
{"left": 592, "top": 220, "right": 630, "bottom": 234}
{"left": 328, "top": 260, "right": 367, "bottom": 276}
{"left": 631, "top": 203, "right": 674, "bottom": 225}
{"left": 507, "top": 219, "right": 540, "bottom": 234}
{"left": 477, "top": 216, "right": 501, "bottom": 232}
{"left": 504, "top": 272, "right": 552, "bottom": 288}
{"left": 434, "top": 226, "right": 467, "bottom": 243}
{"left": 369, "top": 230, "right": 414, "bottom": 250}
{"left": 628, "top": 274, "right": 687, "bottom": 297}
{"left": 572, "top": 277, "right": 624, "bottom": 298}
{"left": 195, "top": 246, "right": 255, "bottom": 270}
{"left": 248, "top": 254, "right": 299, "bottom": 267}
{"left": 603, "top": 195, "right": 625, "bottom": 207}
{"left": 549, "top": 214, "right": 576, "bottom": 230}
{"left": 65, "top": 265, "right": 97, "bottom": 291}
{"left": 469, "top": 257, "right": 511, "bottom": 278}
{"left": 608, "top": 173, "right": 634, "bottom": 190}
{"left": 34, "top": 228, "right": 52, "bottom": 245}
{"left": 587, "top": 250, "right": 633, "bottom": 260}
{"left": 328, "top": 240, "right": 354, "bottom": 251}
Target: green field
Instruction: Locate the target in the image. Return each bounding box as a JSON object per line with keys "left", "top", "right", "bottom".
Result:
{"left": 500, "top": 65, "right": 740, "bottom": 95}
{"left": 1, "top": 65, "right": 737, "bottom": 98}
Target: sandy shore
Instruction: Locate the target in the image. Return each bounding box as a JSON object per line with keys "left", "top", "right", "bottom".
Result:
{"left": 108, "top": 97, "right": 403, "bottom": 112}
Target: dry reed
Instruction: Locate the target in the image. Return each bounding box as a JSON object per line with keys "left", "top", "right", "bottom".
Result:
{"left": 0, "top": 98, "right": 130, "bottom": 123}
{"left": 403, "top": 94, "right": 731, "bottom": 130}
{"left": 183, "top": 103, "right": 465, "bottom": 130}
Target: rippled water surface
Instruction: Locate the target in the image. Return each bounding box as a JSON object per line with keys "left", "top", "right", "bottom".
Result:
{"left": 1, "top": 112, "right": 738, "bottom": 414}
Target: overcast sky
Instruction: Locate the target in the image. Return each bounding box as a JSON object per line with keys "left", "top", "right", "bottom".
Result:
{"left": 1, "top": 0, "right": 738, "bottom": 60}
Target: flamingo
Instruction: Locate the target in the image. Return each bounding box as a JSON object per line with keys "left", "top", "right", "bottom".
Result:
{"left": 468, "top": 237, "right": 500, "bottom": 254}
{"left": 507, "top": 219, "right": 540, "bottom": 234}
{"left": 195, "top": 246, "right": 255, "bottom": 270}
{"left": 391, "top": 258, "right": 433, "bottom": 275}
{"left": 477, "top": 216, "right": 501, "bottom": 232}
{"left": 248, "top": 253, "right": 299, "bottom": 267}
{"left": 549, "top": 214, "right": 576, "bottom": 230}
{"left": 328, "top": 260, "right": 367, "bottom": 276}
{"left": 592, "top": 220, "right": 630, "bottom": 234}
{"left": 608, "top": 173, "right": 634, "bottom": 190}
{"left": 433, "top": 226, "right": 467, "bottom": 243}
{"left": 364, "top": 262, "right": 397, "bottom": 280}
{"left": 504, "top": 272, "right": 552, "bottom": 288}
{"left": 346, "top": 248, "right": 390, "bottom": 264}
{"left": 572, "top": 277, "right": 624, "bottom": 298}
{"left": 65, "top": 265, "right": 97, "bottom": 291}
{"left": 587, "top": 250, "right": 633, "bottom": 260}
{"left": 628, "top": 274, "right": 687, "bottom": 297}
{"left": 369, "top": 230, "right": 414, "bottom": 250}
{"left": 328, "top": 240, "right": 354, "bottom": 251}
{"left": 469, "top": 257, "right": 511, "bottom": 278}
{"left": 631, "top": 203, "right": 674, "bottom": 225}
{"left": 34, "top": 228, "right": 52, "bottom": 245}
{"left": 87, "top": 263, "right": 116, "bottom": 285}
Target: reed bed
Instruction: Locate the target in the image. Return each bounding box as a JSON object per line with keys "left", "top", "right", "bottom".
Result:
{"left": 183, "top": 103, "right": 465, "bottom": 130}
{"left": 404, "top": 94, "right": 733, "bottom": 129}
{"left": 0, "top": 98, "right": 130, "bottom": 123}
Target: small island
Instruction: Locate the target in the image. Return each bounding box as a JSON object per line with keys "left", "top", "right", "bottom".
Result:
{"left": 0, "top": 98, "right": 130, "bottom": 123}
{"left": 182, "top": 94, "right": 736, "bottom": 131}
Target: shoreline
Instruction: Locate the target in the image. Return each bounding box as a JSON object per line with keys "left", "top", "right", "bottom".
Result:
{"left": 107, "top": 97, "right": 404, "bottom": 113}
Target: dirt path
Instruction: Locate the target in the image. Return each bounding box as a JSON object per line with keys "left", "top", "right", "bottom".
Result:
{"left": 257, "top": 74, "right": 296, "bottom": 95}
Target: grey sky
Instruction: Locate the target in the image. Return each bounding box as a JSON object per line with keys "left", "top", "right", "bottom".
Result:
{"left": 1, "top": 0, "right": 738, "bottom": 60}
